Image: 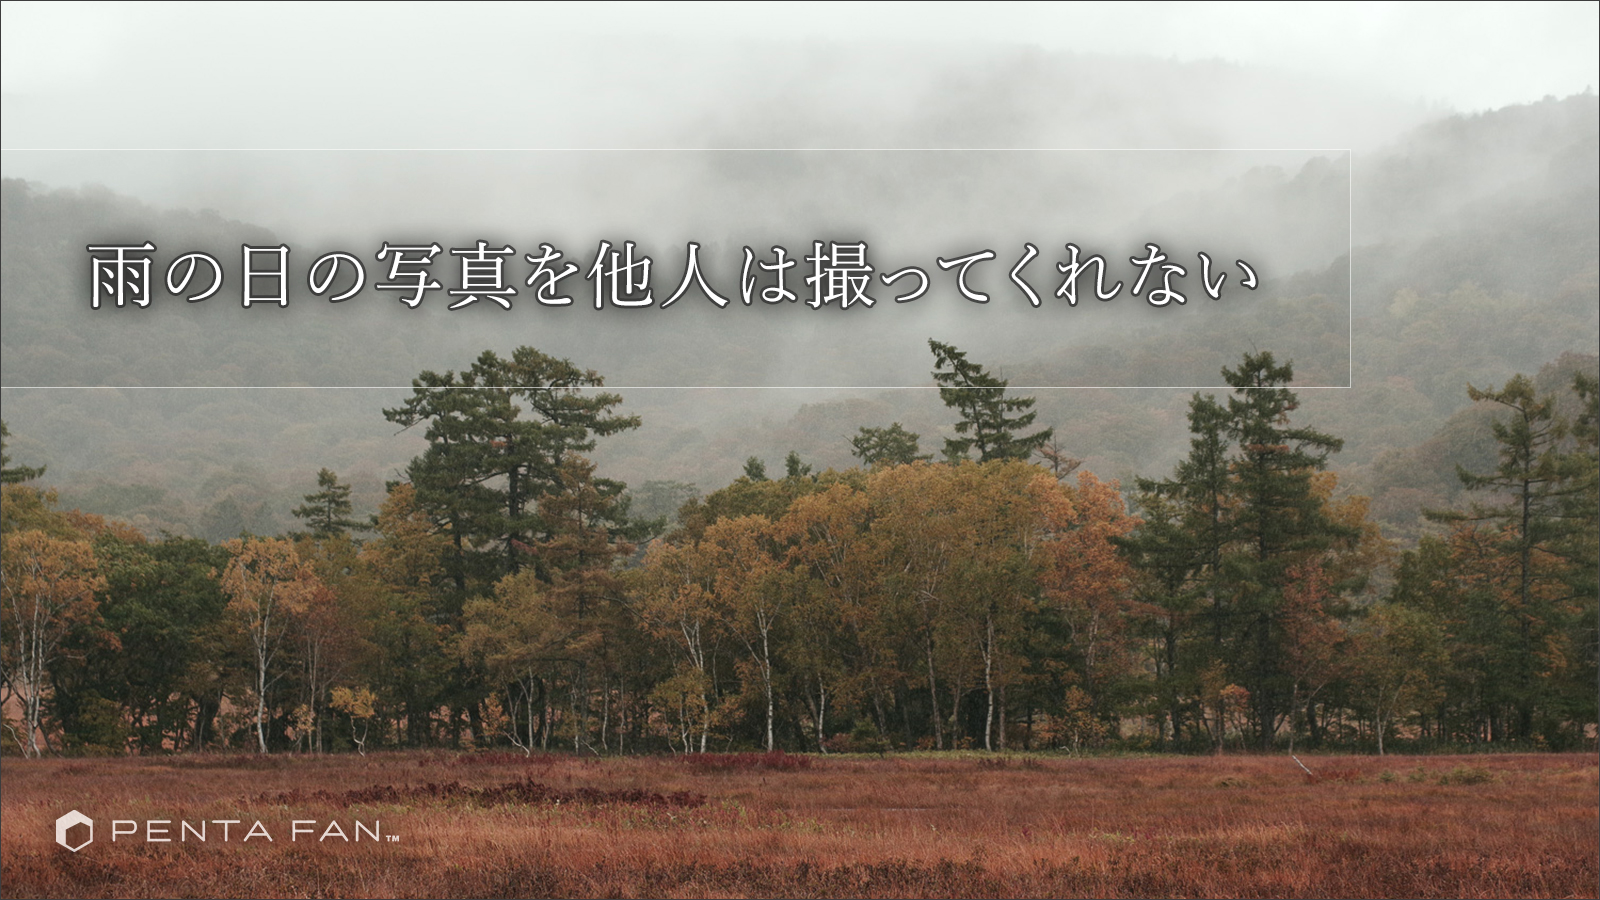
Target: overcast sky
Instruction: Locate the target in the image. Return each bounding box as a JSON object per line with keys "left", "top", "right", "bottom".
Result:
{"left": 2, "top": 1, "right": 1596, "bottom": 150}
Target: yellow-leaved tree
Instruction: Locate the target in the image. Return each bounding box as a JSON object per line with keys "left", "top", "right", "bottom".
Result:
{"left": 220, "top": 537, "right": 320, "bottom": 753}
{"left": 1, "top": 527, "right": 106, "bottom": 756}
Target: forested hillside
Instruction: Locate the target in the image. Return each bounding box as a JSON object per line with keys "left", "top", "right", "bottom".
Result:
{"left": 3, "top": 97, "right": 1593, "bottom": 542}
{"left": 1, "top": 87, "right": 1595, "bottom": 758}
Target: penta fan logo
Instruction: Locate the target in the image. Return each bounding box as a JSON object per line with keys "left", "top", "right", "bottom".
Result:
{"left": 56, "top": 810, "right": 94, "bottom": 852}
{"left": 47, "top": 810, "right": 392, "bottom": 848}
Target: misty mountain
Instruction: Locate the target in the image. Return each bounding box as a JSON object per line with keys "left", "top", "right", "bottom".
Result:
{"left": 1, "top": 70, "right": 1594, "bottom": 542}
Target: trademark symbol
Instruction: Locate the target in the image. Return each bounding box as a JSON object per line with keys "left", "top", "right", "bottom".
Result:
{"left": 387, "top": 835, "right": 399, "bottom": 842}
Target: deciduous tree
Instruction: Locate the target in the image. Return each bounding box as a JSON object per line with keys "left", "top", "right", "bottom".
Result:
{"left": 220, "top": 537, "right": 321, "bottom": 752}
{"left": 1, "top": 528, "right": 105, "bottom": 756}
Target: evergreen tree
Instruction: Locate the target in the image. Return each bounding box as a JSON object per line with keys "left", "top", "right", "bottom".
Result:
{"left": 928, "top": 340, "right": 1052, "bottom": 462}
{"left": 784, "top": 451, "right": 813, "bottom": 480}
{"left": 383, "top": 347, "right": 639, "bottom": 593}
{"left": 1219, "top": 352, "right": 1349, "bottom": 748}
{"left": 1560, "top": 373, "right": 1599, "bottom": 728}
{"left": 1120, "top": 393, "right": 1233, "bottom": 748}
{"left": 382, "top": 348, "right": 638, "bottom": 747}
{"left": 0, "top": 421, "right": 46, "bottom": 484}
{"left": 1427, "top": 373, "right": 1593, "bottom": 740}
{"left": 1121, "top": 352, "right": 1354, "bottom": 750}
{"left": 292, "top": 468, "right": 360, "bottom": 539}
{"left": 743, "top": 456, "right": 768, "bottom": 481}
{"left": 850, "top": 423, "right": 930, "bottom": 468}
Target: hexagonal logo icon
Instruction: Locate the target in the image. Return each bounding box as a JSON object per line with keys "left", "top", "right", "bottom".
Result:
{"left": 56, "top": 810, "right": 93, "bottom": 852}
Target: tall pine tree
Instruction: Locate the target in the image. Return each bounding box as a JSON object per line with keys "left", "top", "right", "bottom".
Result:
{"left": 383, "top": 347, "right": 639, "bottom": 594}
{"left": 1426, "top": 372, "right": 1595, "bottom": 740}
{"left": 1122, "top": 352, "right": 1354, "bottom": 750}
{"left": 293, "top": 468, "right": 360, "bottom": 539}
{"left": 928, "top": 340, "right": 1052, "bottom": 462}
{"left": 1219, "top": 352, "right": 1349, "bottom": 749}
{"left": 1120, "top": 393, "right": 1233, "bottom": 749}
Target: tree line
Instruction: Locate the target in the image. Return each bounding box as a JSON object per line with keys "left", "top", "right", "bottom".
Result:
{"left": 2, "top": 343, "right": 1595, "bottom": 757}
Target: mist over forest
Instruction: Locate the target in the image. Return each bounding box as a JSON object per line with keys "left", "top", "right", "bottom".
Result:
{"left": 2, "top": 50, "right": 1594, "bottom": 543}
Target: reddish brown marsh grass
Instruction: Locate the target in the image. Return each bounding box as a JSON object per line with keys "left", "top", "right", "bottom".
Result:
{"left": 3, "top": 752, "right": 1594, "bottom": 898}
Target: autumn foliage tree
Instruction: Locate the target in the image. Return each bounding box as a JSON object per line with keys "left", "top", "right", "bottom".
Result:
{"left": 219, "top": 537, "right": 322, "bottom": 753}
{"left": 1034, "top": 471, "right": 1140, "bottom": 740}
{"left": 1, "top": 526, "right": 106, "bottom": 756}
{"left": 633, "top": 539, "right": 723, "bottom": 753}
{"left": 632, "top": 459, "right": 1140, "bottom": 753}
{"left": 458, "top": 572, "right": 569, "bottom": 754}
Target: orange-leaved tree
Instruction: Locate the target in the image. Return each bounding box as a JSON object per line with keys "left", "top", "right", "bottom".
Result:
{"left": 1033, "top": 469, "right": 1140, "bottom": 748}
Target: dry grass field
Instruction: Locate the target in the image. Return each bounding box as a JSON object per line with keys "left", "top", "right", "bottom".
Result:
{"left": 2, "top": 751, "right": 1594, "bottom": 899}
